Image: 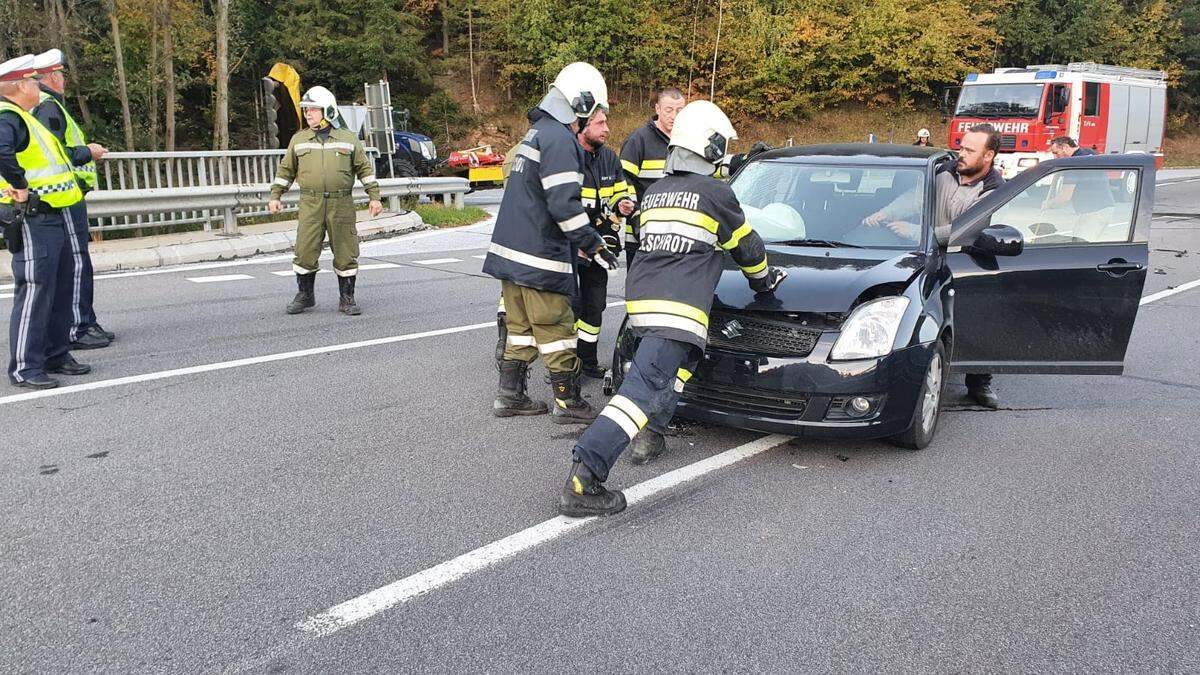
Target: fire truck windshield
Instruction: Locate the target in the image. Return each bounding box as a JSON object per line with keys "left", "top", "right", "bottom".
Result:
{"left": 955, "top": 83, "right": 1045, "bottom": 119}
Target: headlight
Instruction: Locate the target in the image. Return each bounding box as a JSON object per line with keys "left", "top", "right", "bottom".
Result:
{"left": 421, "top": 141, "right": 436, "bottom": 159}
{"left": 830, "top": 296, "right": 910, "bottom": 360}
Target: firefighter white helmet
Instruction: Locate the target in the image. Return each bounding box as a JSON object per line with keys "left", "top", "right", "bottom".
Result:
{"left": 668, "top": 100, "right": 738, "bottom": 163}
{"left": 550, "top": 62, "right": 608, "bottom": 118}
{"left": 300, "top": 86, "right": 339, "bottom": 122}
{"left": 917, "top": 128, "right": 931, "bottom": 139}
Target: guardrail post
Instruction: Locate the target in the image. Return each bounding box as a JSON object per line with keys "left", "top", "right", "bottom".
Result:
{"left": 454, "top": 191, "right": 465, "bottom": 210}
{"left": 222, "top": 206, "right": 238, "bottom": 235}
{"left": 388, "top": 195, "right": 401, "bottom": 212}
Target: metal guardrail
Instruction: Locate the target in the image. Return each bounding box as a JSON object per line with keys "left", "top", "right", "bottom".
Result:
{"left": 84, "top": 176, "right": 469, "bottom": 236}
{"left": 94, "top": 147, "right": 380, "bottom": 233}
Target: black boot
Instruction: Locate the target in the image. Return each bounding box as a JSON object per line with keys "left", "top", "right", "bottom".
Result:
{"left": 558, "top": 457, "right": 626, "bottom": 517}
{"left": 549, "top": 367, "right": 598, "bottom": 424}
{"left": 494, "top": 360, "right": 549, "bottom": 417}
{"left": 495, "top": 312, "right": 507, "bottom": 363}
{"left": 286, "top": 273, "right": 316, "bottom": 314}
{"left": 12, "top": 374, "right": 60, "bottom": 390}
{"left": 338, "top": 275, "right": 361, "bottom": 316}
{"left": 88, "top": 323, "right": 115, "bottom": 341}
{"left": 628, "top": 429, "right": 666, "bottom": 465}
{"left": 966, "top": 373, "right": 999, "bottom": 409}
{"left": 577, "top": 341, "right": 607, "bottom": 379}
{"left": 47, "top": 356, "right": 92, "bottom": 376}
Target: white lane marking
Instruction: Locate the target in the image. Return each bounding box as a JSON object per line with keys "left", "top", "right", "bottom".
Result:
{"left": 186, "top": 274, "right": 256, "bottom": 283}
{"left": 356, "top": 263, "right": 401, "bottom": 271}
{"left": 0, "top": 292, "right": 12, "bottom": 299}
{"left": 0, "top": 321, "right": 493, "bottom": 406}
{"left": 295, "top": 433, "right": 792, "bottom": 637}
{"left": 413, "top": 258, "right": 462, "bottom": 265}
{"left": 1140, "top": 277, "right": 1200, "bottom": 305}
{"left": 0, "top": 301, "right": 624, "bottom": 406}
{"left": 271, "top": 271, "right": 294, "bottom": 277}
{"left": 472, "top": 254, "right": 487, "bottom": 260}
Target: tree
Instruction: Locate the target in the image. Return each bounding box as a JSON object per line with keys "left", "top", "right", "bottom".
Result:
{"left": 213, "top": 0, "right": 230, "bottom": 150}
{"left": 105, "top": 0, "right": 135, "bottom": 150}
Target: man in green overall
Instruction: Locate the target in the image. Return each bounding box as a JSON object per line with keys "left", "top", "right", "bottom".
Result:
{"left": 268, "top": 86, "right": 382, "bottom": 316}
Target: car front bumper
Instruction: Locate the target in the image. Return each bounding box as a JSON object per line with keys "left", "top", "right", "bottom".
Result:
{"left": 676, "top": 335, "right": 937, "bottom": 440}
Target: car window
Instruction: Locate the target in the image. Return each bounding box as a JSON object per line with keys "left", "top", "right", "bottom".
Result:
{"left": 731, "top": 161, "right": 925, "bottom": 249}
{"left": 989, "top": 169, "right": 1138, "bottom": 245}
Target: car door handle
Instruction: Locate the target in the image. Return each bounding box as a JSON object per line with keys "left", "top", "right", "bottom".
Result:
{"left": 1096, "top": 259, "right": 1144, "bottom": 276}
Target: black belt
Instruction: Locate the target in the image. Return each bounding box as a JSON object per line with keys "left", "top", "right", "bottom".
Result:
{"left": 300, "top": 189, "right": 352, "bottom": 198}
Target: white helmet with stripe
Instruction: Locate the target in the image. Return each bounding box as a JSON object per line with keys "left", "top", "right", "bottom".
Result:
{"left": 300, "top": 85, "right": 339, "bottom": 123}
{"left": 668, "top": 100, "right": 738, "bottom": 163}
{"left": 550, "top": 62, "right": 608, "bottom": 119}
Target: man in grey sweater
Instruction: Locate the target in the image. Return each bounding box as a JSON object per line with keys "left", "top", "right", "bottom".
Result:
{"left": 863, "top": 124, "right": 1006, "bottom": 408}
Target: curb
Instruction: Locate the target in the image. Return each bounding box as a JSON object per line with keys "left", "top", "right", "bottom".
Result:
{"left": 1, "top": 212, "right": 428, "bottom": 281}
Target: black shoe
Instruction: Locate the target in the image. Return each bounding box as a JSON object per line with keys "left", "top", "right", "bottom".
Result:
{"left": 580, "top": 362, "right": 608, "bottom": 379}
{"left": 337, "top": 275, "right": 362, "bottom": 316}
{"left": 493, "top": 360, "right": 549, "bottom": 417}
{"left": 968, "top": 384, "right": 1000, "bottom": 409}
{"left": 286, "top": 273, "right": 317, "bottom": 314}
{"left": 48, "top": 358, "right": 91, "bottom": 376}
{"left": 549, "top": 368, "right": 598, "bottom": 424}
{"left": 88, "top": 324, "right": 115, "bottom": 341}
{"left": 558, "top": 458, "right": 626, "bottom": 517}
{"left": 13, "top": 374, "right": 60, "bottom": 390}
{"left": 70, "top": 331, "right": 110, "bottom": 350}
{"left": 628, "top": 429, "right": 666, "bottom": 465}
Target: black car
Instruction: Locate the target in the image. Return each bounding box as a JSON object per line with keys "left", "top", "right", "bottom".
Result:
{"left": 609, "top": 144, "right": 1153, "bottom": 448}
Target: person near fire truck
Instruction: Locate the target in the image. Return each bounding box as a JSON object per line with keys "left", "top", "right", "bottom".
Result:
{"left": 557, "top": 101, "right": 787, "bottom": 517}
{"left": 862, "top": 123, "right": 1005, "bottom": 409}
{"left": 913, "top": 128, "right": 932, "bottom": 147}
{"left": 1043, "top": 136, "right": 1106, "bottom": 213}
{"left": 618, "top": 88, "right": 685, "bottom": 268}
{"left": 573, "top": 107, "right": 634, "bottom": 379}
{"left": 482, "top": 62, "right": 618, "bottom": 425}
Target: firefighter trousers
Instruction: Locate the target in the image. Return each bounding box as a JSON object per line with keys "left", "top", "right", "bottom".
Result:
{"left": 572, "top": 262, "right": 608, "bottom": 368}
{"left": 500, "top": 280, "right": 580, "bottom": 374}
{"left": 572, "top": 336, "right": 700, "bottom": 480}
{"left": 292, "top": 194, "right": 360, "bottom": 276}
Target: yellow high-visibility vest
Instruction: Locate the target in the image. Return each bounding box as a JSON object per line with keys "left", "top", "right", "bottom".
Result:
{"left": 38, "top": 91, "right": 96, "bottom": 189}
{"left": 0, "top": 102, "right": 84, "bottom": 209}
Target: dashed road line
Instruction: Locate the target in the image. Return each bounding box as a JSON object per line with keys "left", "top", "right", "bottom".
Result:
{"left": 186, "top": 274, "right": 256, "bottom": 283}
{"left": 413, "top": 258, "right": 463, "bottom": 265}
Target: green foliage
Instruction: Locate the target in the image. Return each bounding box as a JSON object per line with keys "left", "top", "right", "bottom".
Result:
{"left": 413, "top": 203, "right": 491, "bottom": 227}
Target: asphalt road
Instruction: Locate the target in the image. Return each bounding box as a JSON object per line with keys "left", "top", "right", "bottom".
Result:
{"left": 1, "top": 175, "right": 1198, "bottom": 672}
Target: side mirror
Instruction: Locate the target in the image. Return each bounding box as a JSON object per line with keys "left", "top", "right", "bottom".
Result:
{"left": 969, "top": 224, "right": 1024, "bottom": 257}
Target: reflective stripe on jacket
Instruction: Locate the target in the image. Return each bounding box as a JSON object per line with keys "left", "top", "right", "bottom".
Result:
{"left": 619, "top": 118, "right": 671, "bottom": 244}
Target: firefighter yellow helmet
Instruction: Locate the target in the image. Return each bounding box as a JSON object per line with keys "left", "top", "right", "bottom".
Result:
{"left": 551, "top": 62, "right": 608, "bottom": 118}
{"left": 300, "top": 86, "right": 339, "bottom": 122}
{"left": 668, "top": 100, "right": 738, "bottom": 163}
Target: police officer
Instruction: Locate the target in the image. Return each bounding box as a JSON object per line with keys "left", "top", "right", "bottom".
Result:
{"left": 483, "top": 62, "right": 618, "bottom": 424}
{"left": 31, "top": 49, "right": 113, "bottom": 350}
{"left": 573, "top": 107, "right": 634, "bottom": 378}
{"left": 619, "top": 87, "right": 685, "bottom": 268}
{"left": 558, "top": 101, "right": 787, "bottom": 517}
{"left": 268, "top": 86, "right": 382, "bottom": 315}
{"left": 1, "top": 55, "right": 92, "bottom": 389}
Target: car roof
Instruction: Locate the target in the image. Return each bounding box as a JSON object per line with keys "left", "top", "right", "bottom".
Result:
{"left": 753, "top": 143, "right": 953, "bottom": 167}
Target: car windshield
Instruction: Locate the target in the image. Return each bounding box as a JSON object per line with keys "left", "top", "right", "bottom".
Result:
{"left": 955, "top": 83, "right": 1045, "bottom": 118}
{"left": 731, "top": 161, "right": 927, "bottom": 250}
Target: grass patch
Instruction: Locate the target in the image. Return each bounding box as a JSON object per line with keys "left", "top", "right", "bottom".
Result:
{"left": 414, "top": 203, "right": 491, "bottom": 228}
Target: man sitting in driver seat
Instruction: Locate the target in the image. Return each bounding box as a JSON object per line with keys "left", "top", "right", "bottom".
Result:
{"left": 861, "top": 124, "right": 1006, "bottom": 408}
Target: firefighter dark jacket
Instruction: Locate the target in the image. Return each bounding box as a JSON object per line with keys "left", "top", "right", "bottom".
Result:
{"left": 580, "top": 143, "right": 632, "bottom": 250}
{"left": 624, "top": 169, "right": 769, "bottom": 350}
{"left": 619, "top": 117, "right": 671, "bottom": 243}
{"left": 484, "top": 108, "right": 604, "bottom": 296}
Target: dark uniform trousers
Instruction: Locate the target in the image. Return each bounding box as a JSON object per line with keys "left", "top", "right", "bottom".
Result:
{"left": 7, "top": 208, "right": 76, "bottom": 383}
{"left": 572, "top": 261, "right": 608, "bottom": 368}
{"left": 573, "top": 336, "right": 700, "bottom": 479}
{"left": 64, "top": 201, "right": 97, "bottom": 340}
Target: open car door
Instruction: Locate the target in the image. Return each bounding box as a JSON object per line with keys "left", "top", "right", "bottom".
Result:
{"left": 943, "top": 153, "right": 1154, "bottom": 374}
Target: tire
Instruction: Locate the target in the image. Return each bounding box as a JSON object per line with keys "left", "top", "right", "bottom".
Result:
{"left": 889, "top": 340, "right": 948, "bottom": 450}
{"left": 607, "top": 316, "right": 637, "bottom": 395}
{"left": 393, "top": 159, "right": 418, "bottom": 178}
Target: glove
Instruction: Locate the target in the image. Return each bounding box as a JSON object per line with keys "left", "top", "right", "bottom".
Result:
{"left": 748, "top": 266, "right": 787, "bottom": 294}
{"left": 601, "top": 234, "right": 621, "bottom": 254}
{"left": 592, "top": 246, "right": 619, "bottom": 271}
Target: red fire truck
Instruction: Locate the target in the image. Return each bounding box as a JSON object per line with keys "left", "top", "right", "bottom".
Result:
{"left": 948, "top": 62, "right": 1167, "bottom": 178}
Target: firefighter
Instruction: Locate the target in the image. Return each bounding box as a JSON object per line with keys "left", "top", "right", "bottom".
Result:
{"left": 1, "top": 55, "right": 92, "bottom": 389}
{"left": 574, "top": 107, "right": 635, "bottom": 378}
{"left": 482, "top": 62, "right": 618, "bottom": 424}
{"left": 619, "top": 88, "right": 685, "bottom": 268}
{"left": 268, "top": 86, "right": 382, "bottom": 315}
{"left": 558, "top": 101, "right": 787, "bottom": 517}
{"left": 914, "top": 128, "right": 932, "bottom": 147}
{"left": 31, "top": 49, "right": 113, "bottom": 350}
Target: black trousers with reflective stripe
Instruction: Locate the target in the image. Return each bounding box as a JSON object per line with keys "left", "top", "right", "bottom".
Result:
{"left": 7, "top": 209, "right": 75, "bottom": 382}
{"left": 572, "top": 261, "right": 608, "bottom": 367}
{"left": 64, "top": 202, "right": 98, "bottom": 340}
{"left": 573, "top": 336, "right": 701, "bottom": 480}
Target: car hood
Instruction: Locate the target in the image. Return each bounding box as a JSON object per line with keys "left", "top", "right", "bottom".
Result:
{"left": 713, "top": 246, "right": 926, "bottom": 314}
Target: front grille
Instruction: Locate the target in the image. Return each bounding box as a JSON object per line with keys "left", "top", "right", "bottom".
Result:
{"left": 1000, "top": 135, "right": 1017, "bottom": 149}
{"left": 682, "top": 380, "right": 809, "bottom": 419}
{"left": 706, "top": 311, "right": 823, "bottom": 357}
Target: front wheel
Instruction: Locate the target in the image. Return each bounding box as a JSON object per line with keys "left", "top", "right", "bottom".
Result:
{"left": 889, "top": 340, "right": 947, "bottom": 450}
{"left": 605, "top": 315, "right": 637, "bottom": 395}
